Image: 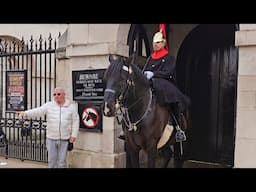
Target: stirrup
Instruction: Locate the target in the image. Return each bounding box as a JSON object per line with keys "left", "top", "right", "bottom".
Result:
{"left": 175, "top": 128, "right": 186, "bottom": 142}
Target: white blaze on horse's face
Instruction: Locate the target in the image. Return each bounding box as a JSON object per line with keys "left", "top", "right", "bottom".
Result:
{"left": 122, "top": 65, "right": 132, "bottom": 74}
{"left": 104, "top": 102, "right": 110, "bottom": 116}
{"left": 103, "top": 88, "right": 116, "bottom": 116}
{"left": 122, "top": 65, "right": 129, "bottom": 72}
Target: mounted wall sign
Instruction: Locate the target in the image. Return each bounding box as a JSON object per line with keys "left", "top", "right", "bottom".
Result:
{"left": 6, "top": 70, "right": 27, "bottom": 111}
{"left": 78, "top": 102, "right": 102, "bottom": 132}
{"left": 72, "top": 69, "right": 106, "bottom": 101}
{"left": 72, "top": 69, "right": 105, "bottom": 132}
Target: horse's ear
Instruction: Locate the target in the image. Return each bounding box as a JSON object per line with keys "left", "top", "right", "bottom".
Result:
{"left": 109, "top": 54, "right": 119, "bottom": 63}
{"left": 109, "top": 54, "right": 114, "bottom": 63}
{"left": 126, "top": 53, "right": 136, "bottom": 65}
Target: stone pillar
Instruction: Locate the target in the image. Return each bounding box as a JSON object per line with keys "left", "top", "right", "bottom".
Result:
{"left": 56, "top": 24, "right": 130, "bottom": 168}
{"left": 234, "top": 24, "right": 256, "bottom": 167}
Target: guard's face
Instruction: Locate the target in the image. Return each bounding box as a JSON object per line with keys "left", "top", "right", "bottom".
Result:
{"left": 153, "top": 41, "right": 165, "bottom": 51}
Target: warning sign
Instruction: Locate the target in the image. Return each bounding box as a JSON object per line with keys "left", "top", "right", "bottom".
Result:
{"left": 72, "top": 69, "right": 105, "bottom": 101}
{"left": 78, "top": 102, "right": 102, "bottom": 132}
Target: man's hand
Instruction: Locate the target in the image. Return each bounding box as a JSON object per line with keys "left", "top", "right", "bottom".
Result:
{"left": 144, "top": 71, "right": 154, "bottom": 79}
{"left": 69, "top": 136, "right": 76, "bottom": 143}
{"left": 16, "top": 111, "right": 27, "bottom": 119}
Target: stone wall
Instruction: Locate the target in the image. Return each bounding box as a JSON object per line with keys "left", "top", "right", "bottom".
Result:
{"left": 234, "top": 24, "right": 256, "bottom": 167}
{"left": 57, "top": 24, "right": 130, "bottom": 168}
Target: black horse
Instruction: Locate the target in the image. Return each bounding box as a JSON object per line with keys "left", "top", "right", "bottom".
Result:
{"left": 103, "top": 54, "right": 191, "bottom": 168}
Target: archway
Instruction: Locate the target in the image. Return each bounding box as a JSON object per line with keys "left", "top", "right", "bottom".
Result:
{"left": 176, "top": 24, "right": 239, "bottom": 166}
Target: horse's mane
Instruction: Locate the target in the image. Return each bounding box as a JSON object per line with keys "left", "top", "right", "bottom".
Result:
{"left": 130, "top": 63, "right": 150, "bottom": 89}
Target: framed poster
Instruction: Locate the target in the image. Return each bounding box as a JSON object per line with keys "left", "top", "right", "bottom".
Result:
{"left": 6, "top": 70, "right": 27, "bottom": 111}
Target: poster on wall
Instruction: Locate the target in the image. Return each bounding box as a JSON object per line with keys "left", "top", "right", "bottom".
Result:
{"left": 6, "top": 70, "right": 27, "bottom": 111}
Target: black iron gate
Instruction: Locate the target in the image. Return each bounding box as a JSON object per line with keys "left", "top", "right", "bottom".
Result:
{"left": 0, "top": 34, "right": 58, "bottom": 162}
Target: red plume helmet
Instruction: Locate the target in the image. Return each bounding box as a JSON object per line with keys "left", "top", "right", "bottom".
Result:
{"left": 159, "top": 24, "right": 168, "bottom": 50}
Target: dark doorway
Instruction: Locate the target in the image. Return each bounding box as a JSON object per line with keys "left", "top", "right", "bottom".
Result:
{"left": 127, "top": 24, "right": 150, "bottom": 69}
{"left": 176, "top": 24, "right": 238, "bottom": 166}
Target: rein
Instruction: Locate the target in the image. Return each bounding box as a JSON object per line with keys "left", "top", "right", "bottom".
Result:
{"left": 115, "top": 65, "right": 152, "bottom": 131}
{"left": 120, "top": 88, "right": 152, "bottom": 131}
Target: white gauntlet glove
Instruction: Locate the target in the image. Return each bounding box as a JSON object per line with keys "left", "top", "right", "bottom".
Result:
{"left": 144, "top": 71, "right": 154, "bottom": 80}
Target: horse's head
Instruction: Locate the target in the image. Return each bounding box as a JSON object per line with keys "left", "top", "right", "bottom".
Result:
{"left": 103, "top": 54, "right": 132, "bottom": 117}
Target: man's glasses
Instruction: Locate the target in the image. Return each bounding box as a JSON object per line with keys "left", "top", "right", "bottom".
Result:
{"left": 53, "top": 93, "right": 62, "bottom": 96}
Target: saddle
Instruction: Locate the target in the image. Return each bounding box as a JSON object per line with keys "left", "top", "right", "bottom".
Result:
{"left": 157, "top": 115, "right": 186, "bottom": 155}
{"left": 157, "top": 124, "right": 174, "bottom": 149}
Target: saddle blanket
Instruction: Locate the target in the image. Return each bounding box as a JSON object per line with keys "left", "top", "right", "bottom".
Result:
{"left": 157, "top": 124, "right": 174, "bottom": 149}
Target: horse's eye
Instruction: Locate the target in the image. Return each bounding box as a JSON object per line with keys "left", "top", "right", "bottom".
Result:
{"left": 121, "top": 70, "right": 128, "bottom": 79}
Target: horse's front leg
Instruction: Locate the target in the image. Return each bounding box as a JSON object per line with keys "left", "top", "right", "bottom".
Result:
{"left": 125, "top": 142, "right": 140, "bottom": 168}
{"left": 158, "top": 144, "right": 173, "bottom": 168}
{"left": 147, "top": 146, "right": 158, "bottom": 168}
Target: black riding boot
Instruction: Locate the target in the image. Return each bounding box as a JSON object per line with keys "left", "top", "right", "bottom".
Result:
{"left": 172, "top": 102, "right": 187, "bottom": 143}
{"left": 170, "top": 103, "right": 181, "bottom": 128}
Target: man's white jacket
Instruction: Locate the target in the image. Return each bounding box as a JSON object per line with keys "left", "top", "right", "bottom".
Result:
{"left": 25, "top": 99, "right": 79, "bottom": 140}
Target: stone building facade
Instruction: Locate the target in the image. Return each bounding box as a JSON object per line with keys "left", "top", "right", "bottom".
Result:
{"left": 0, "top": 24, "right": 255, "bottom": 168}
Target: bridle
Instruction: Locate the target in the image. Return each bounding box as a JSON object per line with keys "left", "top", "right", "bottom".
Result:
{"left": 104, "top": 63, "right": 152, "bottom": 132}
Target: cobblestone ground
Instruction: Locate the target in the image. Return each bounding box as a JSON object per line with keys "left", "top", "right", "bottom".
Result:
{"left": 0, "top": 156, "right": 230, "bottom": 168}
{"left": 0, "top": 156, "right": 48, "bottom": 168}
{"left": 139, "top": 150, "right": 231, "bottom": 168}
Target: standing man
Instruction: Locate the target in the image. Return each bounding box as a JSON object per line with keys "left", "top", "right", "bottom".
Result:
{"left": 17, "top": 87, "right": 79, "bottom": 168}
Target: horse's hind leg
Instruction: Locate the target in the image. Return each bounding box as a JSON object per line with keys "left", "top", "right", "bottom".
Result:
{"left": 172, "top": 111, "right": 191, "bottom": 168}
{"left": 173, "top": 142, "right": 185, "bottom": 168}
{"left": 158, "top": 145, "right": 173, "bottom": 168}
